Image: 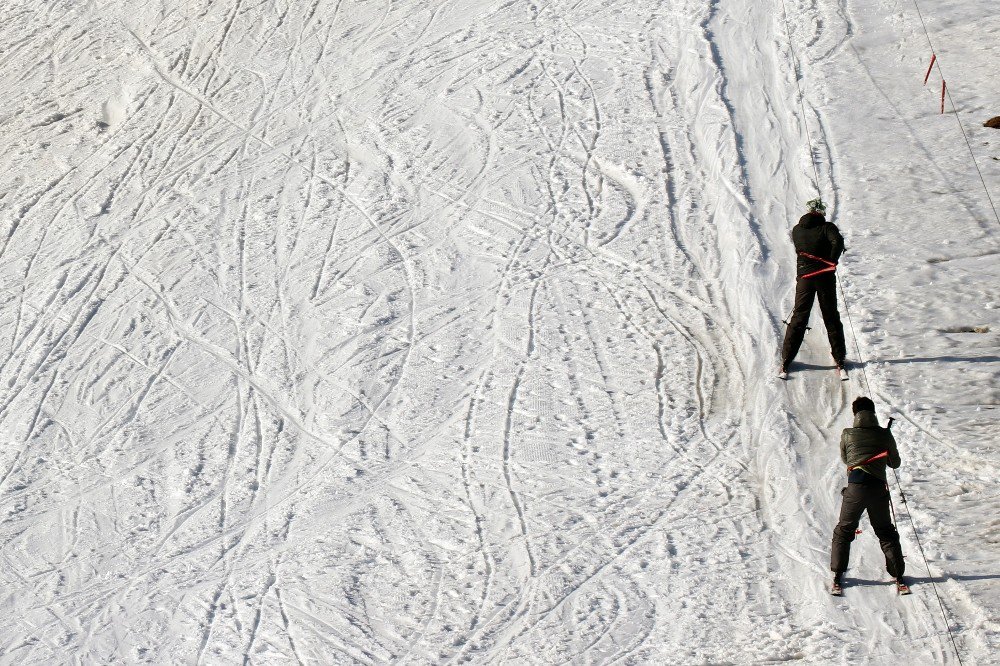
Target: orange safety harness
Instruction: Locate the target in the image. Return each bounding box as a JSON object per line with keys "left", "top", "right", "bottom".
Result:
{"left": 847, "top": 450, "right": 891, "bottom": 533}
{"left": 847, "top": 450, "right": 888, "bottom": 471}
{"left": 798, "top": 251, "right": 838, "bottom": 279}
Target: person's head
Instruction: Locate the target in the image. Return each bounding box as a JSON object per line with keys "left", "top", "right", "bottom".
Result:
{"left": 806, "top": 197, "right": 827, "bottom": 216}
{"left": 852, "top": 396, "right": 876, "bottom": 414}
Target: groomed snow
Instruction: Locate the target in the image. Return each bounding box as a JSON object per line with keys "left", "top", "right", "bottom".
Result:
{"left": 0, "top": 0, "right": 997, "bottom": 663}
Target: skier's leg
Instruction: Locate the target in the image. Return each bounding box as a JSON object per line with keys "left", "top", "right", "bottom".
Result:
{"left": 781, "top": 278, "right": 816, "bottom": 366}
{"left": 831, "top": 485, "right": 865, "bottom": 573}
{"left": 816, "top": 275, "right": 847, "bottom": 363}
{"left": 868, "top": 486, "right": 905, "bottom": 577}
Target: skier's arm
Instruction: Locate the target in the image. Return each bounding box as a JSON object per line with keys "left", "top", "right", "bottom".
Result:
{"left": 827, "top": 224, "right": 845, "bottom": 263}
{"left": 886, "top": 430, "right": 901, "bottom": 469}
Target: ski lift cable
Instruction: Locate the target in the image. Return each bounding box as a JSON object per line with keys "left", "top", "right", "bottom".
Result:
{"left": 834, "top": 275, "right": 871, "bottom": 394}
{"left": 776, "top": 1, "right": 966, "bottom": 662}
{"left": 890, "top": 464, "right": 965, "bottom": 665}
{"left": 911, "top": 0, "right": 1000, "bottom": 229}
{"left": 777, "top": 0, "right": 823, "bottom": 195}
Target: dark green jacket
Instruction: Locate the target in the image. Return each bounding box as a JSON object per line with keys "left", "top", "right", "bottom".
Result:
{"left": 840, "top": 410, "right": 900, "bottom": 481}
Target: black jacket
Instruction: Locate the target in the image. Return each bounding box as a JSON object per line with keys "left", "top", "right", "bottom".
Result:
{"left": 839, "top": 410, "right": 900, "bottom": 481}
{"left": 792, "top": 213, "right": 844, "bottom": 277}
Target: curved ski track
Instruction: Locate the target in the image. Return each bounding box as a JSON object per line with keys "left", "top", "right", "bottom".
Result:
{"left": 0, "top": 0, "right": 993, "bottom": 663}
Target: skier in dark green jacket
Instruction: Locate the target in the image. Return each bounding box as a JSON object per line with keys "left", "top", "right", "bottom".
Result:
{"left": 830, "top": 397, "right": 907, "bottom": 594}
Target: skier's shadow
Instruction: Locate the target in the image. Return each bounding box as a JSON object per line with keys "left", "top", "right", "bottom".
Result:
{"left": 878, "top": 355, "right": 1000, "bottom": 365}
{"left": 847, "top": 573, "right": 1000, "bottom": 586}
{"left": 793, "top": 355, "right": 1000, "bottom": 370}
{"left": 793, "top": 362, "right": 857, "bottom": 371}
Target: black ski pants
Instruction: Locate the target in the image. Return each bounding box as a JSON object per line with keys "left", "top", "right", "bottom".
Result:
{"left": 830, "top": 482, "right": 905, "bottom": 577}
{"left": 781, "top": 274, "right": 846, "bottom": 365}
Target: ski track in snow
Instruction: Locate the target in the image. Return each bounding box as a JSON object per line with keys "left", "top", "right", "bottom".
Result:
{"left": 0, "top": 0, "right": 997, "bottom": 663}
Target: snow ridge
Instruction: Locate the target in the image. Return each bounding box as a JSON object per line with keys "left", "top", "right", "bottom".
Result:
{"left": 0, "top": 0, "right": 997, "bottom": 663}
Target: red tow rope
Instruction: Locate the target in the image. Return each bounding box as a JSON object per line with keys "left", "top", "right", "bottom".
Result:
{"left": 798, "top": 251, "right": 837, "bottom": 279}
{"left": 848, "top": 450, "right": 888, "bottom": 471}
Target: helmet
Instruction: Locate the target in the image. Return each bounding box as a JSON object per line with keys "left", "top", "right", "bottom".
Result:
{"left": 806, "top": 198, "right": 827, "bottom": 214}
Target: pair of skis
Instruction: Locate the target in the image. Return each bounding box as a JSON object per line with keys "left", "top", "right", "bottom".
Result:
{"left": 831, "top": 579, "right": 911, "bottom": 596}
{"left": 778, "top": 363, "right": 849, "bottom": 381}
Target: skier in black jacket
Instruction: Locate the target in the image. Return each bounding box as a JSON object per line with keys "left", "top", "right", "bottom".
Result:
{"left": 779, "top": 198, "right": 846, "bottom": 376}
{"left": 829, "top": 397, "right": 907, "bottom": 595}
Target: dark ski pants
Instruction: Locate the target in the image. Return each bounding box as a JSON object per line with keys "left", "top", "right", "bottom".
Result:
{"left": 830, "top": 482, "right": 904, "bottom": 577}
{"left": 781, "top": 274, "right": 846, "bottom": 366}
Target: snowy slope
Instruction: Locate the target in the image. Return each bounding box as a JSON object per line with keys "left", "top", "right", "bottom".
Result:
{"left": 0, "top": 0, "right": 997, "bottom": 663}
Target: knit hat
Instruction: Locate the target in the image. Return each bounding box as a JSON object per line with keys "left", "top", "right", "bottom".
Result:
{"left": 852, "top": 396, "right": 875, "bottom": 414}
{"left": 806, "top": 198, "right": 827, "bottom": 215}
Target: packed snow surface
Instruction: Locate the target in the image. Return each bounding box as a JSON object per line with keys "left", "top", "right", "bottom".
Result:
{"left": 1, "top": 0, "right": 998, "bottom": 663}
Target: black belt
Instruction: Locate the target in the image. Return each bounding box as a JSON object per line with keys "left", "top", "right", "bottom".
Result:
{"left": 848, "top": 468, "right": 884, "bottom": 486}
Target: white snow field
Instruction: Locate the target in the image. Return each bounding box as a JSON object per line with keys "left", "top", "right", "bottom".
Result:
{"left": 1, "top": 0, "right": 997, "bottom": 662}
